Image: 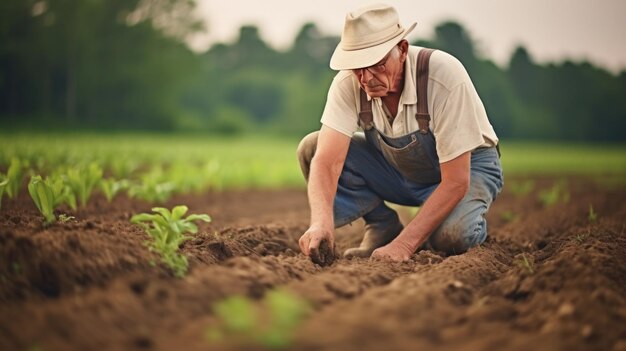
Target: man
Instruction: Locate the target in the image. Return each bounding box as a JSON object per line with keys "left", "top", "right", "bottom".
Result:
{"left": 297, "top": 4, "right": 503, "bottom": 262}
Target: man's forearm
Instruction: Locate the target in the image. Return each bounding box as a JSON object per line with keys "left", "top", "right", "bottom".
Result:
{"left": 307, "top": 158, "right": 342, "bottom": 231}
{"left": 394, "top": 180, "right": 468, "bottom": 251}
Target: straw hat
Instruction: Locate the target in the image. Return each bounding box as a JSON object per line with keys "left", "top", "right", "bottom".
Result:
{"left": 330, "top": 3, "right": 416, "bottom": 70}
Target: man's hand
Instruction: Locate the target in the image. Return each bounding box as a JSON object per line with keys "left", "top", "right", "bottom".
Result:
{"left": 299, "top": 226, "right": 335, "bottom": 265}
{"left": 371, "top": 239, "right": 413, "bottom": 262}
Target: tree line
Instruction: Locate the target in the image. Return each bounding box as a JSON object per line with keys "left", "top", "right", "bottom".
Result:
{"left": 1, "top": 0, "right": 625, "bottom": 141}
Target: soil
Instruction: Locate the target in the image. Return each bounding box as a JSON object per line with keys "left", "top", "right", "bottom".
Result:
{"left": 0, "top": 175, "right": 625, "bottom": 351}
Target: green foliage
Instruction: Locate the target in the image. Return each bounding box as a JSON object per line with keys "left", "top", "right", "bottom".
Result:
{"left": 500, "top": 210, "right": 517, "bottom": 223}
{"left": 130, "top": 205, "right": 211, "bottom": 277}
{"left": 49, "top": 175, "right": 77, "bottom": 210}
{"left": 508, "top": 179, "right": 534, "bottom": 197}
{"left": 100, "top": 178, "right": 129, "bottom": 202}
{"left": 208, "top": 289, "right": 311, "bottom": 350}
{"left": 588, "top": 204, "right": 597, "bottom": 224}
{"left": 538, "top": 180, "right": 570, "bottom": 207}
{"left": 1, "top": 0, "right": 626, "bottom": 143}
{"left": 27, "top": 174, "right": 77, "bottom": 224}
{"left": 0, "top": 176, "right": 9, "bottom": 210}
{"left": 28, "top": 176, "right": 57, "bottom": 225}
{"left": 65, "top": 163, "right": 103, "bottom": 207}
{"left": 128, "top": 167, "right": 176, "bottom": 203}
{"left": 261, "top": 289, "right": 312, "bottom": 349}
{"left": 5, "top": 158, "right": 23, "bottom": 199}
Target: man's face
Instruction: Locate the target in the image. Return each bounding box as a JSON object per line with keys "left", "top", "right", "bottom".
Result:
{"left": 353, "top": 41, "right": 407, "bottom": 98}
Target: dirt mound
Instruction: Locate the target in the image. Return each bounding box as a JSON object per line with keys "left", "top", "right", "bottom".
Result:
{"left": 0, "top": 176, "right": 625, "bottom": 351}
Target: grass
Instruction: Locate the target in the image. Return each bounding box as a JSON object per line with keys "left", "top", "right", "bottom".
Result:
{"left": 499, "top": 141, "right": 626, "bottom": 175}
{"left": 0, "top": 132, "right": 305, "bottom": 190}
{"left": 1, "top": 133, "right": 625, "bottom": 190}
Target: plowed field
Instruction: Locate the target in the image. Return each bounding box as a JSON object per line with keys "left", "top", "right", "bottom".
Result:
{"left": 1, "top": 176, "right": 625, "bottom": 351}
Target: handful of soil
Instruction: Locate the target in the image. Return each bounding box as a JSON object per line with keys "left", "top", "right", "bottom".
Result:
{"left": 310, "top": 239, "right": 336, "bottom": 267}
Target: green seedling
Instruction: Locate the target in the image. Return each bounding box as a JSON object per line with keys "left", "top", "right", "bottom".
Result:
{"left": 28, "top": 175, "right": 77, "bottom": 225}
{"left": 65, "top": 162, "right": 103, "bottom": 207}
{"left": 261, "top": 289, "right": 312, "bottom": 349}
{"left": 52, "top": 175, "right": 77, "bottom": 210}
{"left": 109, "top": 157, "right": 139, "bottom": 178}
{"left": 58, "top": 214, "right": 75, "bottom": 223}
{"left": 100, "top": 178, "right": 129, "bottom": 202}
{"left": 5, "top": 157, "right": 23, "bottom": 199}
{"left": 28, "top": 176, "right": 57, "bottom": 225}
{"left": 573, "top": 230, "right": 589, "bottom": 244}
{"left": 509, "top": 179, "right": 534, "bottom": 197}
{"left": 588, "top": 204, "right": 597, "bottom": 224}
{"left": 0, "top": 176, "right": 8, "bottom": 210}
{"left": 514, "top": 253, "right": 535, "bottom": 275}
{"left": 128, "top": 181, "right": 175, "bottom": 203}
{"left": 128, "top": 166, "right": 176, "bottom": 203}
{"left": 500, "top": 210, "right": 517, "bottom": 223}
{"left": 537, "top": 180, "right": 570, "bottom": 207}
{"left": 207, "top": 289, "right": 311, "bottom": 350}
{"left": 131, "top": 205, "right": 211, "bottom": 277}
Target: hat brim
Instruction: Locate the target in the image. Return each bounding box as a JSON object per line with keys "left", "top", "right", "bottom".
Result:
{"left": 330, "top": 22, "right": 416, "bottom": 71}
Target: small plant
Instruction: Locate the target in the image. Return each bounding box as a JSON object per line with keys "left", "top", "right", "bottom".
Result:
{"left": 28, "top": 175, "right": 77, "bottom": 225}
{"left": 131, "top": 205, "right": 211, "bottom": 277}
{"left": 573, "top": 230, "right": 589, "bottom": 244}
{"left": 514, "top": 253, "right": 535, "bottom": 275}
{"left": 65, "top": 162, "right": 103, "bottom": 207}
{"left": 538, "top": 180, "right": 570, "bottom": 207}
{"left": 58, "top": 214, "right": 75, "bottom": 223}
{"left": 99, "top": 178, "right": 129, "bottom": 202}
{"left": 5, "top": 157, "right": 24, "bottom": 199}
{"left": 128, "top": 166, "right": 176, "bottom": 203}
{"left": 500, "top": 210, "right": 517, "bottom": 223}
{"left": 588, "top": 204, "right": 597, "bottom": 224}
{"left": 207, "top": 289, "right": 311, "bottom": 350}
{"left": 509, "top": 179, "right": 534, "bottom": 198}
{"left": 128, "top": 181, "right": 175, "bottom": 203}
{"left": 50, "top": 175, "right": 77, "bottom": 210}
{"left": 28, "top": 176, "right": 58, "bottom": 225}
{"left": 0, "top": 176, "right": 8, "bottom": 210}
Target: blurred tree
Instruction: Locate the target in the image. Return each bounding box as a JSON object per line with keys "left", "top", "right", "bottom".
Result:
{"left": 0, "top": 0, "right": 203, "bottom": 130}
{"left": 1, "top": 8, "right": 624, "bottom": 141}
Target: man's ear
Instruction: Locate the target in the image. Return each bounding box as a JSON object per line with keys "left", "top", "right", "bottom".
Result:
{"left": 398, "top": 39, "right": 409, "bottom": 61}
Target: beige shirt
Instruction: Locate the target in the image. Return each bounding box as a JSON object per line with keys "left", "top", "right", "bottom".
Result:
{"left": 320, "top": 46, "right": 499, "bottom": 163}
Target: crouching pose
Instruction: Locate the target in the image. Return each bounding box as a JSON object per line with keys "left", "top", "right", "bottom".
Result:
{"left": 297, "top": 4, "right": 503, "bottom": 262}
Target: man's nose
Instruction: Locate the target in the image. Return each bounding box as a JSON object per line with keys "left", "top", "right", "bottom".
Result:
{"left": 360, "top": 69, "right": 374, "bottom": 84}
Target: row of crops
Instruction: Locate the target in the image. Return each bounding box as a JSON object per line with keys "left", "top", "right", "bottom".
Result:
{"left": 0, "top": 134, "right": 308, "bottom": 281}
{"left": 0, "top": 133, "right": 307, "bottom": 219}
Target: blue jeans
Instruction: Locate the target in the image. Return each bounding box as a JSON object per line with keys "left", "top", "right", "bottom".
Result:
{"left": 297, "top": 131, "right": 504, "bottom": 254}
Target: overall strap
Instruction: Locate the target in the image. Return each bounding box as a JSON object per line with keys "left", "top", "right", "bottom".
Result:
{"left": 358, "top": 47, "right": 436, "bottom": 132}
{"left": 415, "top": 48, "right": 435, "bottom": 134}
{"left": 358, "top": 89, "right": 374, "bottom": 130}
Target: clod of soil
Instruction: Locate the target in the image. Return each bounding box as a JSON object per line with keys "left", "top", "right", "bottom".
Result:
{"left": 310, "top": 239, "right": 336, "bottom": 267}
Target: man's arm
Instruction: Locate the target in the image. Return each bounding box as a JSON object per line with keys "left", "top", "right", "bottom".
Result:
{"left": 299, "top": 125, "right": 351, "bottom": 259}
{"left": 371, "top": 151, "right": 471, "bottom": 261}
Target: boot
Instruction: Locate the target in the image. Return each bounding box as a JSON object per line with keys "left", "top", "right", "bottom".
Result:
{"left": 344, "top": 205, "right": 403, "bottom": 258}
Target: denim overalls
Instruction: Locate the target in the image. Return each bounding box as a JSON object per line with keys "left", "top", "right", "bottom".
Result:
{"left": 331, "top": 48, "right": 504, "bottom": 253}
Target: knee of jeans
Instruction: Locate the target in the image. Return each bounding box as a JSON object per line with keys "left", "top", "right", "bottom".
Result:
{"left": 296, "top": 131, "right": 319, "bottom": 180}
{"left": 430, "top": 216, "right": 486, "bottom": 255}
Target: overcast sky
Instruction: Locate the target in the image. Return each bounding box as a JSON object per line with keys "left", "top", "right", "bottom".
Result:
{"left": 192, "top": 0, "right": 626, "bottom": 73}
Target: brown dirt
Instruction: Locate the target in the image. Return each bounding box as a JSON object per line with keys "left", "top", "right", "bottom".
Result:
{"left": 0, "top": 176, "right": 625, "bottom": 351}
